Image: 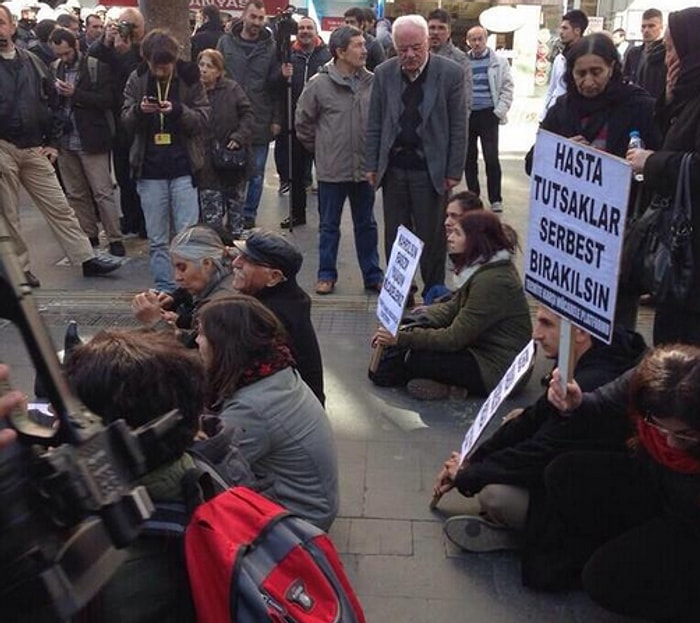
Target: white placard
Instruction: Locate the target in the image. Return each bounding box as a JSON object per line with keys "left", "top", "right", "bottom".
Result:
{"left": 524, "top": 130, "right": 631, "bottom": 344}
{"left": 376, "top": 226, "right": 424, "bottom": 336}
{"left": 460, "top": 340, "right": 535, "bottom": 462}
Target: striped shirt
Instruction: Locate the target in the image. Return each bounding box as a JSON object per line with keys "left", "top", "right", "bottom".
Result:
{"left": 469, "top": 50, "right": 492, "bottom": 111}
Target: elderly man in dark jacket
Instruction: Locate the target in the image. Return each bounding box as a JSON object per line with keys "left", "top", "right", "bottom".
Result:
{"left": 232, "top": 229, "right": 326, "bottom": 405}
{"left": 50, "top": 27, "right": 124, "bottom": 256}
{"left": 217, "top": 0, "right": 283, "bottom": 228}
{"left": 365, "top": 14, "right": 467, "bottom": 297}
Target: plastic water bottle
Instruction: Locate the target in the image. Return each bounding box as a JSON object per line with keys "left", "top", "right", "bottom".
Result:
{"left": 628, "top": 130, "right": 644, "bottom": 182}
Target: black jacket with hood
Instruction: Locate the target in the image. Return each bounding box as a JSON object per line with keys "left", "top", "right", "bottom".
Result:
{"left": 455, "top": 327, "right": 647, "bottom": 496}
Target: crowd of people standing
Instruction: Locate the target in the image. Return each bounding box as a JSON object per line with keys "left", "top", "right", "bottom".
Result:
{"left": 0, "top": 2, "right": 699, "bottom": 622}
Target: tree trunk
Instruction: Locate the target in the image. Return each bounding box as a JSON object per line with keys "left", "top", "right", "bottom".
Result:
{"left": 139, "top": 0, "right": 192, "bottom": 60}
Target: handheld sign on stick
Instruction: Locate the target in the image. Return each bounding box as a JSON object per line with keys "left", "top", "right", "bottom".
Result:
{"left": 429, "top": 340, "right": 536, "bottom": 509}
{"left": 524, "top": 130, "right": 631, "bottom": 385}
{"left": 369, "top": 226, "right": 424, "bottom": 372}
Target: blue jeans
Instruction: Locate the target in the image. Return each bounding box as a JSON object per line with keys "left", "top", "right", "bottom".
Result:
{"left": 317, "top": 181, "right": 383, "bottom": 286}
{"left": 137, "top": 176, "right": 199, "bottom": 292}
{"left": 244, "top": 143, "right": 269, "bottom": 220}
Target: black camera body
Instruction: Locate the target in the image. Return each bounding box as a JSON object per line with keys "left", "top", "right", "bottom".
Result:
{"left": 273, "top": 5, "right": 299, "bottom": 63}
{"left": 117, "top": 19, "right": 135, "bottom": 40}
{"left": 0, "top": 212, "right": 181, "bottom": 620}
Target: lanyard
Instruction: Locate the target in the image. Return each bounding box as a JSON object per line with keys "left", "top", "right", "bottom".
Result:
{"left": 156, "top": 74, "right": 172, "bottom": 133}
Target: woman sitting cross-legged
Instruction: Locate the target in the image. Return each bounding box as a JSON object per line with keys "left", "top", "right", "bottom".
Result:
{"left": 196, "top": 294, "right": 339, "bottom": 531}
{"left": 370, "top": 210, "right": 532, "bottom": 400}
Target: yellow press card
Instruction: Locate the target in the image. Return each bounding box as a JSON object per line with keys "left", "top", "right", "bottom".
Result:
{"left": 154, "top": 133, "right": 172, "bottom": 146}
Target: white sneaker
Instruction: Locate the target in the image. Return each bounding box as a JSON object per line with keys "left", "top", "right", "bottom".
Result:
{"left": 491, "top": 201, "right": 503, "bottom": 213}
{"left": 444, "top": 515, "right": 520, "bottom": 552}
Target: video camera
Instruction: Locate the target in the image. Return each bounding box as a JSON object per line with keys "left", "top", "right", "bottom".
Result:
{"left": 272, "top": 4, "right": 298, "bottom": 63}
{"left": 116, "top": 19, "right": 135, "bottom": 40}
{"left": 0, "top": 215, "right": 182, "bottom": 621}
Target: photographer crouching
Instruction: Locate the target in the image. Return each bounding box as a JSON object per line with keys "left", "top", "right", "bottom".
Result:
{"left": 1, "top": 329, "right": 206, "bottom": 622}
{"left": 64, "top": 329, "right": 206, "bottom": 622}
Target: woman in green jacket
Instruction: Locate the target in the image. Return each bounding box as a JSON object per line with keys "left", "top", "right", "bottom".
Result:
{"left": 372, "top": 210, "right": 532, "bottom": 400}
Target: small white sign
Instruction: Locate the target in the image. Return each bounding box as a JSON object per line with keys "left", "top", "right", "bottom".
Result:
{"left": 460, "top": 340, "right": 535, "bottom": 462}
{"left": 524, "top": 130, "right": 631, "bottom": 343}
{"left": 376, "top": 226, "right": 423, "bottom": 336}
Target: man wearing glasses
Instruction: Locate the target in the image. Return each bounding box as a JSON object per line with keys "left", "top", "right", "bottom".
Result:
{"left": 365, "top": 14, "right": 466, "bottom": 301}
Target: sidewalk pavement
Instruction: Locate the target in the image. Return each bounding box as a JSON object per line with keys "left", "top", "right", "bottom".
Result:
{"left": 2, "top": 101, "right": 651, "bottom": 621}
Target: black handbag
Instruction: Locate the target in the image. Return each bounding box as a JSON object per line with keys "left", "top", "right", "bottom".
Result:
{"left": 644, "top": 152, "right": 694, "bottom": 303}
{"left": 622, "top": 153, "right": 694, "bottom": 302}
{"left": 368, "top": 314, "right": 432, "bottom": 387}
{"left": 211, "top": 139, "right": 246, "bottom": 171}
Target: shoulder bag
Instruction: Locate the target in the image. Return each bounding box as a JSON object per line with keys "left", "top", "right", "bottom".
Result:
{"left": 621, "top": 152, "right": 694, "bottom": 303}
{"left": 211, "top": 139, "right": 247, "bottom": 171}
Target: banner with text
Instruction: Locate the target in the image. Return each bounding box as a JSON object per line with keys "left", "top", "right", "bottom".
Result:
{"left": 377, "top": 226, "right": 423, "bottom": 336}
{"left": 524, "top": 130, "right": 631, "bottom": 343}
{"left": 460, "top": 340, "right": 535, "bottom": 462}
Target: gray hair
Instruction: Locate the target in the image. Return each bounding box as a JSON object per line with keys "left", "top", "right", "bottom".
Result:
{"left": 329, "top": 25, "right": 363, "bottom": 59}
{"left": 170, "top": 225, "right": 225, "bottom": 264}
{"left": 392, "top": 14, "right": 428, "bottom": 45}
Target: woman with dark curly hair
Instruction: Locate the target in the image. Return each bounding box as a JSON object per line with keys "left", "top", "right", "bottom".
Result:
{"left": 543, "top": 344, "right": 700, "bottom": 619}
{"left": 196, "top": 294, "right": 338, "bottom": 530}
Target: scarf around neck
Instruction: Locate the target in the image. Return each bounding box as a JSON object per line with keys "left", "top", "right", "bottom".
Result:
{"left": 635, "top": 416, "right": 700, "bottom": 475}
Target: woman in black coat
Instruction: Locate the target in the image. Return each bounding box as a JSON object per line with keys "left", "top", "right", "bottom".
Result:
{"left": 197, "top": 48, "right": 253, "bottom": 239}
{"left": 627, "top": 7, "right": 700, "bottom": 346}
{"left": 541, "top": 33, "right": 661, "bottom": 330}
{"left": 546, "top": 344, "right": 700, "bottom": 620}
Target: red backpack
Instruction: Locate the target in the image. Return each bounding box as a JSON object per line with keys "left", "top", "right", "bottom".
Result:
{"left": 184, "top": 486, "right": 366, "bottom": 623}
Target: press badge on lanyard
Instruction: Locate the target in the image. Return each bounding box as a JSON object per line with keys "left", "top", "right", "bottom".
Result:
{"left": 154, "top": 76, "right": 172, "bottom": 146}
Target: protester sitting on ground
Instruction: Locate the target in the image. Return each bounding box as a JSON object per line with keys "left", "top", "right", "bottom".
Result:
{"left": 196, "top": 294, "right": 339, "bottom": 530}
{"left": 424, "top": 190, "right": 519, "bottom": 305}
{"left": 626, "top": 7, "right": 700, "bottom": 346}
{"left": 231, "top": 229, "right": 325, "bottom": 404}
{"left": 540, "top": 32, "right": 661, "bottom": 330}
{"left": 433, "top": 306, "right": 645, "bottom": 563}
{"left": 544, "top": 344, "right": 700, "bottom": 620}
{"left": 65, "top": 329, "right": 206, "bottom": 622}
{"left": 370, "top": 210, "right": 532, "bottom": 400}
{"left": 422, "top": 191, "right": 484, "bottom": 304}
{"left": 131, "top": 225, "right": 233, "bottom": 348}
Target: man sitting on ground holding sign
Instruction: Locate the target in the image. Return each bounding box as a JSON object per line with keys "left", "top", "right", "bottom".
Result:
{"left": 433, "top": 305, "right": 645, "bottom": 558}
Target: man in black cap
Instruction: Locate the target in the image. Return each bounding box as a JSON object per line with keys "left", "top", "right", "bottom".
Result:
{"left": 232, "top": 229, "right": 325, "bottom": 404}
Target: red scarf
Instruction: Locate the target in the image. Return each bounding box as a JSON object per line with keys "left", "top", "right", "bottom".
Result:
{"left": 635, "top": 417, "right": 700, "bottom": 474}
{"left": 236, "top": 341, "right": 296, "bottom": 390}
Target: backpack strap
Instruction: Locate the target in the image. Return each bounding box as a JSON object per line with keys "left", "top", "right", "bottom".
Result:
{"left": 141, "top": 453, "right": 229, "bottom": 537}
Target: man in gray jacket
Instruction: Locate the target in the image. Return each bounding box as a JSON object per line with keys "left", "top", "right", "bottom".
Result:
{"left": 465, "top": 26, "right": 513, "bottom": 213}
{"left": 296, "top": 26, "right": 383, "bottom": 295}
{"left": 365, "top": 14, "right": 467, "bottom": 297}
{"left": 217, "top": 0, "right": 283, "bottom": 228}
